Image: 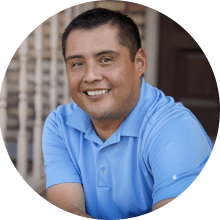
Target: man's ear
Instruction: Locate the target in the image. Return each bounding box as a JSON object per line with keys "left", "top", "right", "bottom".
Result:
{"left": 135, "top": 48, "right": 148, "bottom": 77}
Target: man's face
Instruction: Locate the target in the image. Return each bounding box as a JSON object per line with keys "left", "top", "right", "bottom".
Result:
{"left": 65, "top": 24, "right": 144, "bottom": 122}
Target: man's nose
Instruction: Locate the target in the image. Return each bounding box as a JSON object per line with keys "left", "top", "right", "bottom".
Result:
{"left": 83, "top": 62, "right": 103, "bottom": 83}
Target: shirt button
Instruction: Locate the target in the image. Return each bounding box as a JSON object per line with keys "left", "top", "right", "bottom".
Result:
{"left": 101, "top": 148, "right": 106, "bottom": 152}
{"left": 100, "top": 168, "right": 106, "bottom": 174}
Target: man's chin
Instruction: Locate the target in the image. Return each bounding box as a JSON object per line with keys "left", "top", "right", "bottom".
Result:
{"left": 88, "top": 110, "right": 115, "bottom": 121}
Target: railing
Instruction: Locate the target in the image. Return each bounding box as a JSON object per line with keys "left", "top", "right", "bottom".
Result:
{"left": 0, "top": 76, "right": 7, "bottom": 146}
{"left": 0, "top": 2, "right": 159, "bottom": 195}
{"left": 17, "top": 38, "right": 29, "bottom": 179}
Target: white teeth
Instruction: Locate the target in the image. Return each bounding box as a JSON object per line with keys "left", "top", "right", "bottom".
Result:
{"left": 87, "top": 90, "right": 108, "bottom": 96}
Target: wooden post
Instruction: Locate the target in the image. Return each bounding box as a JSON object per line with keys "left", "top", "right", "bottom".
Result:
{"left": 50, "top": 14, "right": 59, "bottom": 111}
{"left": 144, "top": 8, "right": 160, "bottom": 87}
{"left": 17, "top": 39, "right": 28, "bottom": 179}
{"left": 0, "top": 76, "right": 8, "bottom": 146}
{"left": 33, "top": 24, "right": 44, "bottom": 180}
{"left": 63, "top": 8, "right": 72, "bottom": 105}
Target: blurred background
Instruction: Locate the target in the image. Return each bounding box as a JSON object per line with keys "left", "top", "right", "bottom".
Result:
{"left": 0, "top": 0, "right": 219, "bottom": 199}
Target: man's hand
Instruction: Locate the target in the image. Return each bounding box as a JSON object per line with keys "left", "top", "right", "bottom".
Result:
{"left": 47, "top": 182, "right": 93, "bottom": 218}
{"left": 153, "top": 198, "right": 176, "bottom": 211}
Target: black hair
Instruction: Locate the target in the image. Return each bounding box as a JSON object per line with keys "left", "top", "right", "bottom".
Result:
{"left": 62, "top": 7, "right": 141, "bottom": 62}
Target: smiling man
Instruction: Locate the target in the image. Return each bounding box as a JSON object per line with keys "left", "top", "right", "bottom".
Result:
{"left": 42, "top": 8, "right": 213, "bottom": 219}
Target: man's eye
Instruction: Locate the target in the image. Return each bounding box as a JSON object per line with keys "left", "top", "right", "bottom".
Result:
{"left": 101, "top": 58, "right": 112, "bottom": 63}
{"left": 72, "top": 62, "right": 83, "bottom": 67}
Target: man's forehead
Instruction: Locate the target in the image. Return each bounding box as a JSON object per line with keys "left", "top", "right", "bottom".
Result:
{"left": 67, "top": 24, "right": 118, "bottom": 42}
{"left": 65, "top": 24, "right": 124, "bottom": 57}
{"left": 80, "top": 24, "right": 117, "bottom": 32}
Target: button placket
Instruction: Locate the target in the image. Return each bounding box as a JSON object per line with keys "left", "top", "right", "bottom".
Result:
{"left": 97, "top": 145, "right": 109, "bottom": 187}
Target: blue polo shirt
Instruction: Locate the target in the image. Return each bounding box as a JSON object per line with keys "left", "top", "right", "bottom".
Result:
{"left": 42, "top": 77, "right": 213, "bottom": 219}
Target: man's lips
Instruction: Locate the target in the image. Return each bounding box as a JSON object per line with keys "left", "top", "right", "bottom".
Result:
{"left": 83, "top": 89, "right": 111, "bottom": 99}
{"left": 87, "top": 93, "right": 107, "bottom": 99}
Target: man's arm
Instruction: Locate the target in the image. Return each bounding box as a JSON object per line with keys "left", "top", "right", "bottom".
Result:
{"left": 47, "top": 182, "right": 93, "bottom": 218}
{"left": 152, "top": 198, "right": 176, "bottom": 211}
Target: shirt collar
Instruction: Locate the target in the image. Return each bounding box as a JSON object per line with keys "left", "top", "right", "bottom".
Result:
{"left": 66, "top": 77, "right": 154, "bottom": 138}
{"left": 66, "top": 104, "right": 92, "bottom": 133}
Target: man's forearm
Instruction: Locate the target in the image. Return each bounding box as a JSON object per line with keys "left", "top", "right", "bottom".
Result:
{"left": 66, "top": 204, "right": 93, "bottom": 218}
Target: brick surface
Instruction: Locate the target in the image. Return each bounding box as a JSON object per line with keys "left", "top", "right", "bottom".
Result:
{"left": 128, "top": 3, "right": 146, "bottom": 12}
{"left": 96, "top": 2, "right": 125, "bottom": 11}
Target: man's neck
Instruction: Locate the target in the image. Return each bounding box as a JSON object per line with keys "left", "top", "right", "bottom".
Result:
{"left": 91, "top": 116, "right": 127, "bottom": 142}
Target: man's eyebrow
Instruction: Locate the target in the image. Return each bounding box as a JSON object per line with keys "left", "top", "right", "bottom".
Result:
{"left": 65, "top": 54, "right": 84, "bottom": 62}
{"left": 65, "top": 50, "right": 120, "bottom": 62}
{"left": 94, "top": 50, "right": 120, "bottom": 57}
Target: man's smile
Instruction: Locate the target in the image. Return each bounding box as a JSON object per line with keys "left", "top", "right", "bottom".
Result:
{"left": 86, "top": 89, "right": 109, "bottom": 96}
{"left": 84, "top": 89, "right": 111, "bottom": 99}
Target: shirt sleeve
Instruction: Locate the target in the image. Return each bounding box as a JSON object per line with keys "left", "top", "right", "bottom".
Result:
{"left": 42, "top": 110, "right": 82, "bottom": 189}
{"left": 147, "top": 109, "right": 213, "bottom": 207}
